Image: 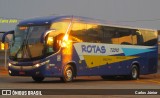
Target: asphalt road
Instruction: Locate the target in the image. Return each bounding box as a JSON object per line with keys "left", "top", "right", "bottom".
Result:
{"left": 0, "top": 65, "right": 160, "bottom": 98}
{"left": 0, "top": 74, "right": 160, "bottom": 98}
{"left": 0, "top": 74, "right": 160, "bottom": 89}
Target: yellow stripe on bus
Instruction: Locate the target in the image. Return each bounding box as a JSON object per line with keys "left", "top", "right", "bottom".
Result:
{"left": 83, "top": 55, "right": 138, "bottom": 68}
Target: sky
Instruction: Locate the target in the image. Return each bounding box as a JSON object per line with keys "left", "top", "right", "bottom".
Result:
{"left": 0, "top": 0, "right": 160, "bottom": 31}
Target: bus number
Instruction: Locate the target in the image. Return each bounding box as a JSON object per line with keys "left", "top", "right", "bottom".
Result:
{"left": 110, "top": 48, "right": 119, "bottom": 52}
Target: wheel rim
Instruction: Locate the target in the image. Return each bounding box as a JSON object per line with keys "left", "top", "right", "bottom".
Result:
{"left": 132, "top": 68, "right": 137, "bottom": 79}
{"left": 66, "top": 68, "right": 72, "bottom": 80}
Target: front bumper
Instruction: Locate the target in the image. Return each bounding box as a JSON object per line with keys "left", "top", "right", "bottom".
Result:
{"left": 8, "top": 65, "right": 46, "bottom": 76}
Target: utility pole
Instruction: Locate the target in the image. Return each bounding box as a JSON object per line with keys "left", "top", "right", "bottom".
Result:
{"left": 4, "top": 49, "right": 7, "bottom": 69}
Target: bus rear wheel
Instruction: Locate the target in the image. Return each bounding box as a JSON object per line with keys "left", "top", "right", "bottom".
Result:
{"left": 129, "top": 65, "right": 139, "bottom": 80}
{"left": 60, "top": 64, "right": 74, "bottom": 82}
{"left": 32, "top": 76, "right": 45, "bottom": 82}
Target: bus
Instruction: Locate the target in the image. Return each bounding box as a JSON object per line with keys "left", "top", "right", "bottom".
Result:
{"left": 2, "top": 15, "right": 158, "bottom": 82}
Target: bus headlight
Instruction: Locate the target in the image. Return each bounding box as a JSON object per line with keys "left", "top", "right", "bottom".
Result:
{"left": 34, "top": 60, "right": 50, "bottom": 68}
{"left": 8, "top": 63, "right": 12, "bottom": 67}
{"left": 9, "top": 70, "right": 12, "bottom": 74}
{"left": 35, "top": 64, "right": 40, "bottom": 67}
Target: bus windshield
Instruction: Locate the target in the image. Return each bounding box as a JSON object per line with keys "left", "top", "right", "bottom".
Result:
{"left": 10, "top": 25, "right": 49, "bottom": 61}
{"left": 10, "top": 20, "right": 71, "bottom": 61}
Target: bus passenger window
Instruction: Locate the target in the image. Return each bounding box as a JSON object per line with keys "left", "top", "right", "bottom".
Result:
{"left": 85, "top": 24, "right": 102, "bottom": 43}
{"left": 70, "top": 22, "right": 86, "bottom": 42}
{"left": 118, "top": 29, "right": 132, "bottom": 45}
{"left": 46, "top": 33, "right": 64, "bottom": 54}
{"left": 44, "top": 21, "right": 70, "bottom": 55}
{"left": 132, "top": 30, "right": 144, "bottom": 45}
{"left": 140, "top": 30, "right": 157, "bottom": 46}
{"left": 50, "top": 21, "right": 70, "bottom": 34}
{"left": 101, "top": 26, "right": 118, "bottom": 44}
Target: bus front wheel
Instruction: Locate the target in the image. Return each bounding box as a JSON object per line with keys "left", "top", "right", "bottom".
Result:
{"left": 32, "top": 76, "right": 45, "bottom": 82}
{"left": 60, "top": 64, "right": 74, "bottom": 82}
{"left": 129, "top": 65, "right": 139, "bottom": 80}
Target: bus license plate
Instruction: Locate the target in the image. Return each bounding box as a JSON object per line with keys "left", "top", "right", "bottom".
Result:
{"left": 19, "top": 71, "right": 25, "bottom": 75}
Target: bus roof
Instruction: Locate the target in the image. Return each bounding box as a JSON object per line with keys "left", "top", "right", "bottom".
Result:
{"left": 18, "top": 15, "right": 157, "bottom": 31}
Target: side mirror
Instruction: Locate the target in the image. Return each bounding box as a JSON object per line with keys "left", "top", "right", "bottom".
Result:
{"left": 2, "top": 30, "right": 14, "bottom": 43}
{"left": 40, "top": 29, "right": 56, "bottom": 43}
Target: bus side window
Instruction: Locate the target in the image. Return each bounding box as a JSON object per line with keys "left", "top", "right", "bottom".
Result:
{"left": 118, "top": 29, "right": 132, "bottom": 45}
{"left": 132, "top": 30, "right": 144, "bottom": 45}
{"left": 46, "top": 33, "right": 64, "bottom": 53}
{"left": 53, "top": 34, "right": 64, "bottom": 51}
{"left": 45, "top": 21, "right": 69, "bottom": 54}
{"left": 111, "top": 31, "right": 119, "bottom": 44}
{"left": 102, "top": 26, "right": 116, "bottom": 44}
{"left": 70, "top": 22, "right": 86, "bottom": 42}
{"left": 140, "top": 30, "right": 157, "bottom": 46}
{"left": 86, "top": 24, "right": 103, "bottom": 43}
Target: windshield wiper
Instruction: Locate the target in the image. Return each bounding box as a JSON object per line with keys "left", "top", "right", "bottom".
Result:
{"left": 24, "top": 34, "right": 32, "bottom": 58}
{"left": 14, "top": 39, "right": 26, "bottom": 59}
{"left": 14, "top": 28, "right": 31, "bottom": 59}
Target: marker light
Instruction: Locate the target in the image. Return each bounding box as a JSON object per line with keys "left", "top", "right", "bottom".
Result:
{"left": 8, "top": 63, "right": 12, "bottom": 67}
{"left": 34, "top": 60, "right": 50, "bottom": 68}
{"left": 35, "top": 64, "right": 40, "bottom": 67}
{"left": 9, "top": 70, "right": 12, "bottom": 74}
{"left": 1, "top": 43, "right": 5, "bottom": 50}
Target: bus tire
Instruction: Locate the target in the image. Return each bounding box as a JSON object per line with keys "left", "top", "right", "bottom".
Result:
{"left": 129, "top": 65, "right": 139, "bottom": 80}
{"left": 60, "top": 64, "right": 74, "bottom": 82}
{"left": 32, "top": 76, "right": 45, "bottom": 82}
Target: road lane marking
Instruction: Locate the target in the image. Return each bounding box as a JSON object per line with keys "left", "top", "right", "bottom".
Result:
{"left": 147, "top": 80, "right": 160, "bottom": 84}
{"left": 135, "top": 79, "right": 160, "bottom": 85}
{"left": 135, "top": 81, "right": 148, "bottom": 84}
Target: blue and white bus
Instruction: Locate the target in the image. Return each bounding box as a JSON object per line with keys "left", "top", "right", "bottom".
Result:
{"left": 2, "top": 15, "right": 158, "bottom": 82}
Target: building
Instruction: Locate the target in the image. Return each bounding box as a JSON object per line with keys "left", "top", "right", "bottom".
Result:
{"left": 158, "top": 30, "right": 160, "bottom": 54}
{"left": 0, "top": 32, "right": 9, "bottom": 67}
